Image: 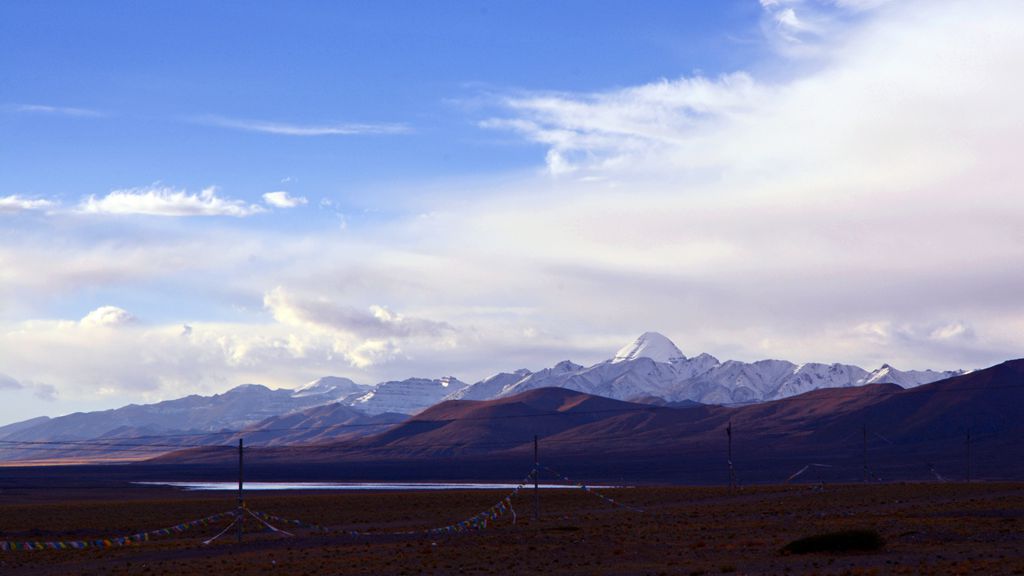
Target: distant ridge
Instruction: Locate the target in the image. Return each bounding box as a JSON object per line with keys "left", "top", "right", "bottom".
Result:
{"left": 0, "top": 331, "right": 967, "bottom": 464}
{"left": 462, "top": 332, "right": 963, "bottom": 406}
{"left": 154, "top": 358, "right": 1024, "bottom": 484}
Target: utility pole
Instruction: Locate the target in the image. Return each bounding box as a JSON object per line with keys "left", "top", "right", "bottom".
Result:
{"left": 727, "top": 420, "right": 735, "bottom": 492}
{"left": 533, "top": 435, "right": 540, "bottom": 522}
{"left": 862, "top": 423, "right": 868, "bottom": 483}
{"left": 237, "top": 438, "right": 244, "bottom": 543}
{"left": 966, "top": 428, "right": 972, "bottom": 483}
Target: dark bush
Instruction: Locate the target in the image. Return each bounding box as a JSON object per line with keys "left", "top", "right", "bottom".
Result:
{"left": 780, "top": 529, "right": 885, "bottom": 554}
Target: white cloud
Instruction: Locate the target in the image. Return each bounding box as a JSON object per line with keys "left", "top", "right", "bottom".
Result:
{"left": 0, "top": 299, "right": 464, "bottom": 418}
{"left": 775, "top": 8, "right": 808, "bottom": 32}
{"left": 461, "top": 0, "right": 1024, "bottom": 370}
{"left": 264, "top": 287, "right": 455, "bottom": 340}
{"left": 12, "top": 103, "right": 103, "bottom": 117}
{"left": 928, "top": 322, "right": 973, "bottom": 342}
{"left": 347, "top": 339, "right": 402, "bottom": 369}
{"left": 80, "top": 185, "right": 265, "bottom": 217}
{"left": 482, "top": 72, "right": 764, "bottom": 174}
{"left": 1, "top": 0, "right": 1023, "bottom": 422}
{"left": 196, "top": 115, "right": 411, "bottom": 136}
{"left": 755, "top": 0, "right": 891, "bottom": 49}
{"left": 262, "top": 191, "right": 308, "bottom": 208}
{"left": 0, "top": 195, "right": 56, "bottom": 213}
{"left": 261, "top": 287, "right": 459, "bottom": 369}
{"left": 832, "top": 0, "right": 895, "bottom": 10}
{"left": 80, "top": 306, "right": 135, "bottom": 328}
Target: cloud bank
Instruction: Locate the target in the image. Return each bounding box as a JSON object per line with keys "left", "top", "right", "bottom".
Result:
{"left": 81, "top": 185, "right": 265, "bottom": 217}
{"left": 2, "top": 0, "right": 1023, "bottom": 422}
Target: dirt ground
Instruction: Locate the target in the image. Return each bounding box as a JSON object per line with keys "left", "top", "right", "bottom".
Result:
{"left": 1, "top": 482, "right": 1023, "bottom": 575}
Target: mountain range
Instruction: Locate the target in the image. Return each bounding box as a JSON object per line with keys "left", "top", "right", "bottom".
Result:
{"left": 0, "top": 332, "right": 966, "bottom": 463}
{"left": 155, "top": 358, "right": 1024, "bottom": 484}
{"left": 469, "top": 332, "right": 963, "bottom": 405}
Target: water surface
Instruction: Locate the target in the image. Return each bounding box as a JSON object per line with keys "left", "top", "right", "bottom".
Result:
{"left": 135, "top": 481, "right": 605, "bottom": 491}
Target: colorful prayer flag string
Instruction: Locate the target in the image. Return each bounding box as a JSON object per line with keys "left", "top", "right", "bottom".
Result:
{"left": 249, "top": 470, "right": 536, "bottom": 538}
{"left": 1, "top": 510, "right": 236, "bottom": 552}
{"left": 542, "top": 465, "right": 643, "bottom": 512}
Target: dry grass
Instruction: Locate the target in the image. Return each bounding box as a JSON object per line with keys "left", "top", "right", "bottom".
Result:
{"left": 1, "top": 482, "right": 1023, "bottom": 575}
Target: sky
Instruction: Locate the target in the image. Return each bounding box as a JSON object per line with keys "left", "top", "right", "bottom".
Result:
{"left": 1, "top": 0, "right": 1022, "bottom": 425}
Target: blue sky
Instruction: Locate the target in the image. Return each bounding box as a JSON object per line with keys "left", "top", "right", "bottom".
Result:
{"left": 3, "top": 1, "right": 762, "bottom": 200}
{"left": 2, "top": 0, "right": 1023, "bottom": 424}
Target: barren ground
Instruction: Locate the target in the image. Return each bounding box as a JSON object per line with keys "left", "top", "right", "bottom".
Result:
{"left": 1, "top": 482, "right": 1023, "bottom": 575}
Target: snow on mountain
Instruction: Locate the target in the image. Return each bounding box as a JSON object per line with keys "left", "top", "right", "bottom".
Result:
{"left": 485, "top": 360, "right": 584, "bottom": 396}
{"left": 292, "top": 376, "right": 368, "bottom": 399}
{"left": 351, "top": 376, "right": 470, "bottom": 415}
{"left": 861, "top": 364, "right": 965, "bottom": 388}
{"left": 446, "top": 369, "right": 532, "bottom": 401}
{"left": 613, "top": 331, "right": 687, "bottom": 364}
{"left": 0, "top": 383, "right": 348, "bottom": 444}
{"left": 477, "top": 333, "right": 964, "bottom": 406}
{"left": 673, "top": 352, "right": 722, "bottom": 380}
{"left": 497, "top": 356, "right": 676, "bottom": 401}
{"left": 0, "top": 330, "right": 968, "bottom": 459}
{"left": 770, "top": 363, "right": 870, "bottom": 400}
{"left": 682, "top": 359, "right": 798, "bottom": 403}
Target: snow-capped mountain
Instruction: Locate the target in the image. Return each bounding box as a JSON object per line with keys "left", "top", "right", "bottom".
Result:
{"left": 861, "top": 364, "right": 966, "bottom": 388}
{"left": 0, "top": 382, "right": 356, "bottom": 444}
{"left": 349, "top": 376, "right": 470, "bottom": 415}
{"left": 0, "top": 331, "right": 968, "bottom": 463}
{"left": 447, "top": 369, "right": 532, "bottom": 401}
{"left": 0, "top": 373, "right": 472, "bottom": 451}
{"left": 291, "top": 376, "right": 368, "bottom": 399}
{"left": 613, "top": 331, "right": 686, "bottom": 363}
{"left": 451, "top": 332, "right": 964, "bottom": 405}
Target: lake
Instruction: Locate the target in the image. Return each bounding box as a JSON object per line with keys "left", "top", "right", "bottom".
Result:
{"left": 134, "top": 481, "right": 606, "bottom": 491}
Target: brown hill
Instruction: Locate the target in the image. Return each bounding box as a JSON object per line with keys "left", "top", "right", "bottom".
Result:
{"left": 229, "top": 403, "right": 406, "bottom": 446}
{"left": 153, "top": 359, "right": 1024, "bottom": 483}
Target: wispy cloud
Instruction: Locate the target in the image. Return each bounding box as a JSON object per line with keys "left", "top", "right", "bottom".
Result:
{"left": 482, "top": 73, "right": 765, "bottom": 174}
{"left": 0, "top": 195, "right": 56, "bottom": 214}
{"left": 80, "top": 185, "right": 265, "bottom": 217}
{"left": 754, "top": 0, "right": 897, "bottom": 51}
{"left": 262, "top": 191, "right": 308, "bottom": 208}
{"left": 0, "top": 0, "right": 1022, "bottom": 419}
{"left": 12, "top": 103, "right": 104, "bottom": 117}
{"left": 196, "top": 115, "right": 411, "bottom": 136}
{"left": 457, "top": 0, "right": 1024, "bottom": 371}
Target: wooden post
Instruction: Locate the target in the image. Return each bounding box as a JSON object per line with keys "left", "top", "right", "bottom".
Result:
{"left": 862, "top": 424, "right": 868, "bottom": 483}
{"left": 966, "top": 429, "right": 972, "bottom": 483}
{"left": 727, "top": 420, "right": 735, "bottom": 492}
{"left": 237, "top": 438, "right": 244, "bottom": 543}
{"left": 533, "top": 435, "right": 539, "bottom": 521}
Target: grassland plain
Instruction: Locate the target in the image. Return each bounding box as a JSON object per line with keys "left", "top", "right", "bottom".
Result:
{"left": 1, "top": 483, "right": 1023, "bottom": 575}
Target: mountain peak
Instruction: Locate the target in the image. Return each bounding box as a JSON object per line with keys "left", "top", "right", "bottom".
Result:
{"left": 292, "top": 376, "right": 365, "bottom": 399}
{"left": 224, "top": 383, "right": 272, "bottom": 395}
{"left": 612, "top": 332, "right": 686, "bottom": 364}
